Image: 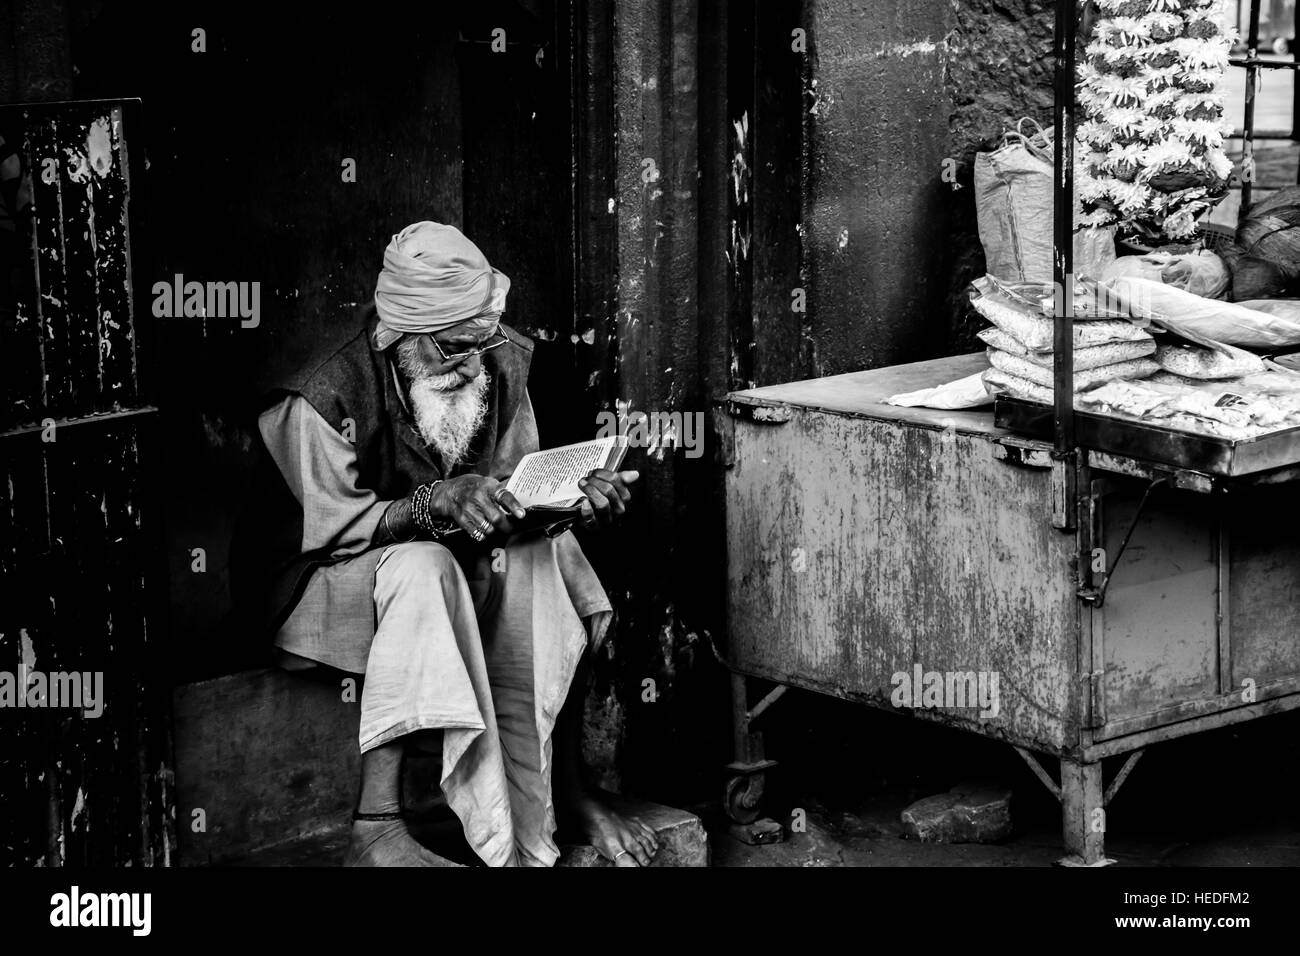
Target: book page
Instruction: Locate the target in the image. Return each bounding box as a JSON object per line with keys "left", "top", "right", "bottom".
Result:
{"left": 505, "top": 437, "right": 627, "bottom": 508}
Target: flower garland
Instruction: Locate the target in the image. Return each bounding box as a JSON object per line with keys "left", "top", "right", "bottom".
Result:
{"left": 1077, "top": 0, "right": 1237, "bottom": 240}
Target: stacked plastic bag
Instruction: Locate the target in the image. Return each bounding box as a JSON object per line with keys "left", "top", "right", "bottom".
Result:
{"left": 1080, "top": 370, "right": 1300, "bottom": 441}
{"left": 887, "top": 273, "right": 1300, "bottom": 441}
{"left": 1071, "top": 320, "right": 1300, "bottom": 440}
{"left": 1099, "top": 250, "right": 1230, "bottom": 300}
{"left": 970, "top": 276, "right": 1159, "bottom": 403}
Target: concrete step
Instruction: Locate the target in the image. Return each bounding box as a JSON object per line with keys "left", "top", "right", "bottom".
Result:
{"left": 229, "top": 799, "right": 706, "bottom": 867}
{"left": 173, "top": 667, "right": 361, "bottom": 866}
{"left": 176, "top": 668, "right": 707, "bottom": 866}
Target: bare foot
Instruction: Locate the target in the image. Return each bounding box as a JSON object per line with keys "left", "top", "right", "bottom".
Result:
{"left": 564, "top": 794, "right": 660, "bottom": 867}
{"left": 343, "top": 818, "right": 463, "bottom": 867}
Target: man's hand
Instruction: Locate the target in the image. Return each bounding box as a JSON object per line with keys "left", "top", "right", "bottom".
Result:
{"left": 577, "top": 469, "right": 639, "bottom": 529}
{"left": 431, "top": 475, "right": 526, "bottom": 542}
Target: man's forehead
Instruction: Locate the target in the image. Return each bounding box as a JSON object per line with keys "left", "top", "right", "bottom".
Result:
{"left": 433, "top": 316, "right": 500, "bottom": 345}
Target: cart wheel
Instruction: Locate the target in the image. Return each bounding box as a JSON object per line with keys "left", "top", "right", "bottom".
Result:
{"left": 724, "top": 774, "right": 764, "bottom": 825}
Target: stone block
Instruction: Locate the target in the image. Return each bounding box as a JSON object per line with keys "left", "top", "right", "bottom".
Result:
{"left": 558, "top": 799, "right": 708, "bottom": 867}
{"left": 901, "top": 784, "right": 1013, "bottom": 844}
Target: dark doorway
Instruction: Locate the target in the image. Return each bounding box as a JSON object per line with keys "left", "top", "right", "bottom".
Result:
{"left": 64, "top": 1, "right": 584, "bottom": 681}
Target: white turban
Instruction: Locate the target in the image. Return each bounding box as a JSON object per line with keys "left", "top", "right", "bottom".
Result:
{"left": 372, "top": 221, "right": 510, "bottom": 350}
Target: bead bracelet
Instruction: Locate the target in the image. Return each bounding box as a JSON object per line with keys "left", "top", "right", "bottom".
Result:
{"left": 410, "top": 480, "right": 457, "bottom": 540}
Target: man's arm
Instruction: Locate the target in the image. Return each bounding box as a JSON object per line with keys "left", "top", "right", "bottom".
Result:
{"left": 376, "top": 391, "right": 540, "bottom": 545}
{"left": 260, "top": 393, "right": 527, "bottom": 548}
{"left": 258, "top": 394, "right": 390, "bottom": 555}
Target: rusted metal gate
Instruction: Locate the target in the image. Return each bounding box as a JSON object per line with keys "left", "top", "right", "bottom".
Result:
{"left": 0, "top": 99, "right": 174, "bottom": 867}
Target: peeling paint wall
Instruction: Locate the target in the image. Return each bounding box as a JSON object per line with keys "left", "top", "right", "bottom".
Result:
{"left": 1, "top": 100, "right": 174, "bottom": 868}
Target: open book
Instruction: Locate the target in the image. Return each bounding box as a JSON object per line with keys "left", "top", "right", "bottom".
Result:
{"left": 502, "top": 436, "right": 629, "bottom": 534}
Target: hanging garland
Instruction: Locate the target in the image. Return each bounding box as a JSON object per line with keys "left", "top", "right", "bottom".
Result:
{"left": 1077, "top": 0, "right": 1236, "bottom": 241}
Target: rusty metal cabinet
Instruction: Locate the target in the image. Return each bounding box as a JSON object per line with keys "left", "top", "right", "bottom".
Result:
{"left": 723, "top": 352, "right": 1300, "bottom": 864}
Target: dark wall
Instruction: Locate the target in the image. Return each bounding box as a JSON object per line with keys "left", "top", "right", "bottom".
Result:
{"left": 602, "top": 0, "right": 1059, "bottom": 800}
{"left": 55, "top": 1, "right": 575, "bottom": 680}
{"left": 944, "top": 0, "right": 1057, "bottom": 349}
{"left": 803, "top": 0, "right": 954, "bottom": 376}
{"left": 0, "top": 0, "right": 73, "bottom": 103}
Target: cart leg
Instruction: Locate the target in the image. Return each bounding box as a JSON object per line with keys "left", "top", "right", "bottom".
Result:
{"left": 731, "top": 671, "right": 751, "bottom": 767}
{"left": 723, "top": 672, "right": 778, "bottom": 826}
{"left": 1060, "top": 758, "right": 1108, "bottom": 866}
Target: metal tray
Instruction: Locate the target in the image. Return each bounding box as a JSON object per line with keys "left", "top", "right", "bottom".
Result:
{"left": 994, "top": 396, "right": 1300, "bottom": 477}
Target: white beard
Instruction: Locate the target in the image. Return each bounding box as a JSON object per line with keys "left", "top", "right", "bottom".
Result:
{"left": 396, "top": 340, "right": 491, "bottom": 469}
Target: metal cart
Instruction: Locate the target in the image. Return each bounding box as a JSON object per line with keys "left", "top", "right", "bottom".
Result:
{"left": 720, "top": 1, "right": 1300, "bottom": 865}
{"left": 723, "top": 353, "right": 1300, "bottom": 864}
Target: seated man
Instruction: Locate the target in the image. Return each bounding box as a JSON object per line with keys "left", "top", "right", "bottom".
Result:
{"left": 233, "top": 221, "right": 658, "bottom": 867}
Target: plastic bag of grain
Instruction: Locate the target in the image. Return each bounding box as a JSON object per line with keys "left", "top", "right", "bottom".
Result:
{"left": 988, "top": 348, "right": 1159, "bottom": 392}
{"left": 982, "top": 368, "right": 1054, "bottom": 404}
{"left": 971, "top": 276, "right": 1153, "bottom": 351}
{"left": 1152, "top": 342, "right": 1265, "bottom": 380}
{"left": 977, "top": 328, "right": 1155, "bottom": 370}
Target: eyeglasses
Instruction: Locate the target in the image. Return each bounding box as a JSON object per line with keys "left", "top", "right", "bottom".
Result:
{"left": 429, "top": 329, "right": 510, "bottom": 364}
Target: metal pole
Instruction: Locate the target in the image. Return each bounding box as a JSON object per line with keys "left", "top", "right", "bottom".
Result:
{"left": 1242, "top": 0, "right": 1262, "bottom": 215}
{"left": 1052, "top": 0, "right": 1076, "bottom": 459}
{"left": 1293, "top": 45, "right": 1300, "bottom": 184}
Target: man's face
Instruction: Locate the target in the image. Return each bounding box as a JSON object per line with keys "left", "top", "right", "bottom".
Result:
{"left": 404, "top": 317, "right": 501, "bottom": 387}
{"left": 394, "top": 320, "right": 496, "bottom": 467}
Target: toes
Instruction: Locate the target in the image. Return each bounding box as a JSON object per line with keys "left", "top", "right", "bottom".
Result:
{"left": 634, "top": 833, "right": 658, "bottom": 861}
{"left": 635, "top": 820, "right": 659, "bottom": 849}
{"left": 627, "top": 817, "right": 659, "bottom": 854}
{"left": 624, "top": 835, "right": 653, "bottom": 867}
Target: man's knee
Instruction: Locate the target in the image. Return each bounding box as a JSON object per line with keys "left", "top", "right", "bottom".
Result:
{"left": 375, "top": 541, "right": 464, "bottom": 595}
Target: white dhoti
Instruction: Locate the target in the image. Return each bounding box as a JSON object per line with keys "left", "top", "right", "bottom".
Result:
{"left": 276, "top": 531, "right": 611, "bottom": 867}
